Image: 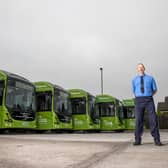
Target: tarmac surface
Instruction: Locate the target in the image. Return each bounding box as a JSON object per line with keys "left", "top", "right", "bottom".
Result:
{"left": 0, "top": 130, "right": 168, "bottom": 168}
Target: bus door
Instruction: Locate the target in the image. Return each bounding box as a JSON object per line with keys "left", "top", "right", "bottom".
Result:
{"left": 54, "top": 90, "right": 72, "bottom": 123}
{"left": 88, "top": 96, "right": 99, "bottom": 124}
{"left": 116, "top": 101, "right": 124, "bottom": 125}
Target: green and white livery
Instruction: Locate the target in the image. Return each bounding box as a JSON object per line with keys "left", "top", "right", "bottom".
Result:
{"left": 95, "top": 95, "right": 125, "bottom": 131}
{"left": 34, "top": 81, "right": 72, "bottom": 131}
{"left": 0, "top": 70, "right": 36, "bottom": 130}
{"left": 69, "top": 89, "right": 100, "bottom": 131}
{"left": 122, "top": 99, "right": 135, "bottom": 130}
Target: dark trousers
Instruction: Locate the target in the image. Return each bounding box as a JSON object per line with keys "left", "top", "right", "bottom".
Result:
{"left": 135, "top": 96, "right": 160, "bottom": 143}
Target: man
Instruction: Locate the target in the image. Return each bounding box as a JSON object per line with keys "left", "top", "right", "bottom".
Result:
{"left": 132, "top": 63, "right": 162, "bottom": 146}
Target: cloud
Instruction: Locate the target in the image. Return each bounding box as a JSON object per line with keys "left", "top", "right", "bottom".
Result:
{"left": 0, "top": 0, "right": 168, "bottom": 103}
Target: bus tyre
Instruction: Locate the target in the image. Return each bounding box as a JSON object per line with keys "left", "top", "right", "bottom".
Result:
{"left": 115, "top": 129, "right": 124, "bottom": 133}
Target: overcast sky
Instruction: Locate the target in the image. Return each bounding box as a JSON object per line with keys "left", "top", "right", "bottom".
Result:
{"left": 0, "top": 0, "right": 168, "bottom": 103}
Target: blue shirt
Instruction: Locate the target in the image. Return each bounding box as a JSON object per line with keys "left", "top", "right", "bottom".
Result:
{"left": 132, "top": 74, "right": 157, "bottom": 97}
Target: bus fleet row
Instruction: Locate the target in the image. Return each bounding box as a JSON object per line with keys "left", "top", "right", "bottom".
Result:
{"left": 0, "top": 70, "right": 135, "bottom": 132}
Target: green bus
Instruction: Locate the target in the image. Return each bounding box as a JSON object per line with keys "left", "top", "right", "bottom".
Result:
{"left": 95, "top": 95, "right": 125, "bottom": 131}
{"left": 69, "top": 89, "right": 100, "bottom": 131}
{"left": 0, "top": 70, "right": 36, "bottom": 130}
{"left": 122, "top": 99, "right": 135, "bottom": 130}
{"left": 34, "top": 81, "right": 72, "bottom": 131}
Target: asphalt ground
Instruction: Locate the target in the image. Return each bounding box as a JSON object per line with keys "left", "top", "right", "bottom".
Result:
{"left": 0, "top": 130, "right": 168, "bottom": 168}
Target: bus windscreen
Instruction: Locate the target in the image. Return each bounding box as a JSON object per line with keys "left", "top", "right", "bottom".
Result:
{"left": 54, "top": 89, "right": 72, "bottom": 122}
{"left": 98, "top": 102, "right": 115, "bottom": 117}
{"left": 6, "top": 79, "right": 36, "bottom": 121}
{"left": 123, "top": 106, "right": 135, "bottom": 119}
{"left": 36, "top": 91, "right": 52, "bottom": 112}
{"left": 71, "top": 98, "right": 86, "bottom": 115}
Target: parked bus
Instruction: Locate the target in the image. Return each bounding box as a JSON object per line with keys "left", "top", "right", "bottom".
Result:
{"left": 95, "top": 95, "right": 124, "bottom": 131}
{"left": 156, "top": 99, "right": 168, "bottom": 129}
{"left": 0, "top": 70, "right": 36, "bottom": 130}
{"left": 34, "top": 81, "right": 72, "bottom": 131}
{"left": 68, "top": 89, "right": 100, "bottom": 131}
{"left": 122, "top": 99, "right": 135, "bottom": 130}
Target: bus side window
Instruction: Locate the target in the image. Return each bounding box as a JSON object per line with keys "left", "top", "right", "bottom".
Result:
{"left": 123, "top": 107, "right": 128, "bottom": 118}
{"left": 0, "top": 80, "right": 4, "bottom": 105}
{"left": 54, "top": 91, "right": 59, "bottom": 113}
{"left": 0, "top": 81, "right": 4, "bottom": 105}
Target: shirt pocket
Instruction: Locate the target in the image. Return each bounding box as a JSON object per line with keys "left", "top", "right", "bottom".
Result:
{"left": 145, "top": 82, "right": 152, "bottom": 91}
{"left": 135, "top": 80, "right": 141, "bottom": 88}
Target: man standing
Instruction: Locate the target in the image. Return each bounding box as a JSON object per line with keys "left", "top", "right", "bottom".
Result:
{"left": 132, "top": 63, "right": 162, "bottom": 146}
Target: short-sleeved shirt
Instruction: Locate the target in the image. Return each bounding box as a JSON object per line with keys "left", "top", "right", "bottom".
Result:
{"left": 132, "top": 73, "right": 157, "bottom": 97}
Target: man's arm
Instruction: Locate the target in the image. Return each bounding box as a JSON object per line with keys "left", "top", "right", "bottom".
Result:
{"left": 152, "top": 89, "right": 157, "bottom": 96}
{"left": 132, "top": 79, "right": 135, "bottom": 96}
{"left": 152, "top": 77, "right": 157, "bottom": 96}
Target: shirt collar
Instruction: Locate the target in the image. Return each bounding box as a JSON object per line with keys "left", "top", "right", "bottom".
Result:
{"left": 138, "top": 73, "right": 146, "bottom": 77}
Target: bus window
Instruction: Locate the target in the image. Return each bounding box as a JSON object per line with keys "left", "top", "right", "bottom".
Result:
{"left": 127, "top": 107, "right": 135, "bottom": 118}
{"left": 6, "top": 79, "right": 35, "bottom": 121}
{"left": 99, "top": 102, "right": 115, "bottom": 117}
{"left": 62, "top": 92, "right": 71, "bottom": 116}
{"left": 54, "top": 89, "right": 71, "bottom": 122}
{"left": 94, "top": 105, "right": 100, "bottom": 119}
{"left": 123, "top": 107, "right": 128, "bottom": 118}
{"left": 117, "top": 105, "right": 124, "bottom": 124}
{"left": 0, "top": 80, "right": 4, "bottom": 105}
{"left": 36, "top": 91, "right": 52, "bottom": 112}
{"left": 108, "top": 104, "right": 115, "bottom": 116}
{"left": 123, "top": 106, "right": 135, "bottom": 119}
{"left": 70, "top": 98, "right": 86, "bottom": 114}
{"left": 88, "top": 96, "right": 95, "bottom": 120}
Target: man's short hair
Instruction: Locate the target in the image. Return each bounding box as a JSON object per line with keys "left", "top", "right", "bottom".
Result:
{"left": 137, "top": 63, "right": 145, "bottom": 70}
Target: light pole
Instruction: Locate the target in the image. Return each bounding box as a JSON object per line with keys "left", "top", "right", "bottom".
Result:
{"left": 100, "top": 67, "right": 103, "bottom": 95}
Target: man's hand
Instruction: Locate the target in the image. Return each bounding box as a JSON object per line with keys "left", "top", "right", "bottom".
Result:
{"left": 152, "top": 90, "right": 157, "bottom": 96}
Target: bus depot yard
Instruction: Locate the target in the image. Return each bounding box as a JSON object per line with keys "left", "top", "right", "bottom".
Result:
{"left": 0, "top": 70, "right": 168, "bottom": 168}
{"left": 0, "top": 130, "right": 168, "bottom": 168}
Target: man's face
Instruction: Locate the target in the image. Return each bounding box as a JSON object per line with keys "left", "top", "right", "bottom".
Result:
{"left": 137, "top": 64, "right": 145, "bottom": 75}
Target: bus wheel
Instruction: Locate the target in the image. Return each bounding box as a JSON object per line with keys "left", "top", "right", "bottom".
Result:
{"left": 115, "top": 129, "right": 124, "bottom": 133}
{"left": 0, "top": 129, "right": 6, "bottom": 134}
{"left": 67, "top": 130, "right": 74, "bottom": 133}
{"left": 36, "top": 130, "right": 47, "bottom": 134}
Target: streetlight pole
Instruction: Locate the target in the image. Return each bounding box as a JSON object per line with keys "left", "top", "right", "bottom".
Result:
{"left": 100, "top": 67, "right": 103, "bottom": 95}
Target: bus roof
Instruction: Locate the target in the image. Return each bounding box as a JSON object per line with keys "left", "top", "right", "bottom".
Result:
{"left": 95, "top": 94, "right": 117, "bottom": 103}
{"left": 122, "top": 99, "right": 134, "bottom": 106}
{"left": 0, "top": 70, "right": 31, "bottom": 83}
{"left": 68, "top": 89, "right": 94, "bottom": 98}
{"left": 34, "top": 81, "right": 67, "bottom": 93}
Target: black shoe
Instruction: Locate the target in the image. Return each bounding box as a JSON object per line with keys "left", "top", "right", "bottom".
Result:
{"left": 155, "top": 142, "right": 163, "bottom": 146}
{"left": 133, "top": 142, "right": 141, "bottom": 146}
